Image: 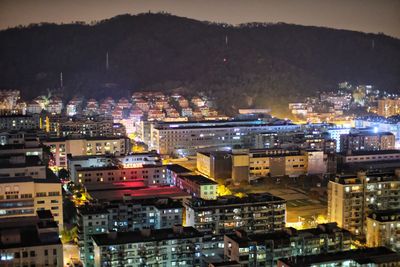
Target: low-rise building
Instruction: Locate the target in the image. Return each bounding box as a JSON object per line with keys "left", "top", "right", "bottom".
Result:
{"left": 166, "top": 164, "right": 193, "bottom": 186}
{"left": 366, "top": 209, "right": 400, "bottom": 252}
{"left": 0, "top": 114, "right": 39, "bottom": 131}
{"left": 0, "top": 210, "right": 63, "bottom": 267}
{"left": 176, "top": 174, "right": 218, "bottom": 200}
{"left": 75, "top": 164, "right": 167, "bottom": 188}
{"left": 378, "top": 98, "right": 400, "bottom": 117}
{"left": 43, "top": 136, "right": 130, "bottom": 168}
{"left": 197, "top": 151, "right": 232, "bottom": 180}
{"left": 184, "top": 193, "right": 286, "bottom": 237}
{"left": 92, "top": 226, "right": 203, "bottom": 267}
{"left": 0, "top": 154, "right": 63, "bottom": 227}
{"left": 225, "top": 223, "right": 351, "bottom": 266}
{"left": 277, "top": 247, "right": 400, "bottom": 267}
{"left": 337, "top": 150, "right": 400, "bottom": 172}
{"left": 68, "top": 152, "right": 162, "bottom": 182}
{"left": 77, "top": 206, "right": 109, "bottom": 267}
{"left": 151, "top": 120, "right": 300, "bottom": 155}
{"left": 197, "top": 148, "right": 327, "bottom": 183}
{"left": 328, "top": 170, "right": 400, "bottom": 236}
{"left": 339, "top": 130, "right": 395, "bottom": 152}
{"left": 105, "top": 198, "right": 184, "bottom": 232}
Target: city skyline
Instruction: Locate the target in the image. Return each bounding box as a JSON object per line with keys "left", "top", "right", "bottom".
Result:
{"left": 0, "top": 1, "right": 399, "bottom": 266}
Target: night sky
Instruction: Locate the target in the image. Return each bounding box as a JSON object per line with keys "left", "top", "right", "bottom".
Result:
{"left": 0, "top": 0, "right": 399, "bottom": 38}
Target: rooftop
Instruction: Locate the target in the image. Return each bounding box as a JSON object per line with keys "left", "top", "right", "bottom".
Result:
{"left": 338, "top": 150, "right": 400, "bottom": 156}
{"left": 186, "top": 193, "right": 285, "bottom": 209}
{"left": 92, "top": 226, "right": 202, "bottom": 246}
{"left": 0, "top": 155, "right": 43, "bottom": 169}
{"left": 226, "top": 223, "right": 350, "bottom": 246}
{"left": 278, "top": 247, "right": 400, "bottom": 266}
{"left": 179, "top": 174, "right": 218, "bottom": 185}
{"left": 166, "top": 164, "right": 192, "bottom": 174}
{"left": 368, "top": 209, "right": 400, "bottom": 222}
{"left": 106, "top": 197, "right": 183, "bottom": 210}
{"left": 76, "top": 164, "right": 162, "bottom": 172}
{"left": 87, "top": 185, "right": 190, "bottom": 201}
{"left": 44, "top": 136, "right": 126, "bottom": 142}
{"left": 154, "top": 119, "right": 295, "bottom": 130}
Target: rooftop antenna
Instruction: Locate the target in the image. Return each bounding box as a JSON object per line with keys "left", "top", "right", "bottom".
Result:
{"left": 106, "top": 52, "right": 109, "bottom": 71}
{"left": 60, "top": 72, "right": 63, "bottom": 88}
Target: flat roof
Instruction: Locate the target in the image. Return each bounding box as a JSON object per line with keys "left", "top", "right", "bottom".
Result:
{"left": 44, "top": 136, "right": 126, "bottom": 142}
{"left": 0, "top": 144, "right": 41, "bottom": 150}
{"left": 368, "top": 209, "right": 400, "bottom": 222}
{"left": 78, "top": 205, "right": 109, "bottom": 215}
{"left": 154, "top": 119, "right": 296, "bottom": 130}
{"left": 186, "top": 193, "right": 285, "bottom": 209}
{"left": 92, "top": 227, "right": 202, "bottom": 246}
{"left": 0, "top": 176, "right": 33, "bottom": 183}
{"left": 88, "top": 185, "right": 190, "bottom": 201}
{"left": 0, "top": 155, "right": 43, "bottom": 169}
{"left": 179, "top": 174, "right": 218, "bottom": 185}
{"left": 0, "top": 223, "right": 61, "bottom": 249}
{"left": 77, "top": 164, "right": 162, "bottom": 172}
{"left": 338, "top": 150, "right": 400, "bottom": 156}
{"left": 107, "top": 198, "right": 183, "bottom": 210}
{"left": 166, "top": 164, "right": 192, "bottom": 174}
{"left": 278, "top": 247, "right": 400, "bottom": 266}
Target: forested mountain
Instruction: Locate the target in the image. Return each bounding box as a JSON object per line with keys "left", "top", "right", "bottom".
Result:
{"left": 0, "top": 13, "right": 399, "bottom": 113}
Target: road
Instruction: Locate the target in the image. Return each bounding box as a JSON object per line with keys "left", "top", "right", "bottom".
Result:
{"left": 63, "top": 243, "right": 80, "bottom": 266}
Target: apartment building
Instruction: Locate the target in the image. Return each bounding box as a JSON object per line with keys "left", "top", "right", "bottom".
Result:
{"left": 378, "top": 98, "right": 400, "bottom": 117}
{"left": 68, "top": 151, "right": 162, "bottom": 182}
{"left": 339, "top": 130, "right": 395, "bottom": 152}
{"left": 75, "top": 164, "right": 167, "bottom": 188}
{"left": 254, "top": 131, "right": 336, "bottom": 154}
{"left": 150, "top": 120, "right": 300, "bottom": 155}
{"left": 224, "top": 223, "right": 351, "bottom": 267}
{"left": 197, "top": 152, "right": 233, "bottom": 180}
{"left": 337, "top": 150, "right": 400, "bottom": 172}
{"left": 43, "top": 136, "right": 130, "bottom": 168}
{"left": 0, "top": 114, "right": 39, "bottom": 131}
{"left": 0, "top": 154, "right": 46, "bottom": 179}
{"left": 277, "top": 247, "right": 400, "bottom": 267}
{"left": 184, "top": 193, "right": 286, "bottom": 237}
{"left": 355, "top": 116, "right": 400, "bottom": 145}
{"left": 44, "top": 115, "right": 126, "bottom": 138}
{"left": 0, "top": 154, "right": 63, "bottom": 227}
{"left": 366, "top": 209, "right": 400, "bottom": 252}
{"left": 105, "top": 198, "right": 183, "bottom": 231}
{"left": 77, "top": 206, "right": 109, "bottom": 267}
{"left": 92, "top": 226, "right": 203, "bottom": 267}
{"left": 77, "top": 198, "right": 184, "bottom": 266}
{"left": 0, "top": 176, "right": 63, "bottom": 229}
{"left": 197, "top": 148, "right": 327, "bottom": 183}
{"left": 0, "top": 210, "right": 63, "bottom": 267}
{"left": 176, "top": 174, "right": 218, "bottom": 200}
{"left": 165, "top": 164, "right": 193, "bottom": 186}
{"left": 0, "top": 130, "right": 43, "bottom": 159}
{"left": 328, "top": 170, "right": 400, "bottom": 235}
